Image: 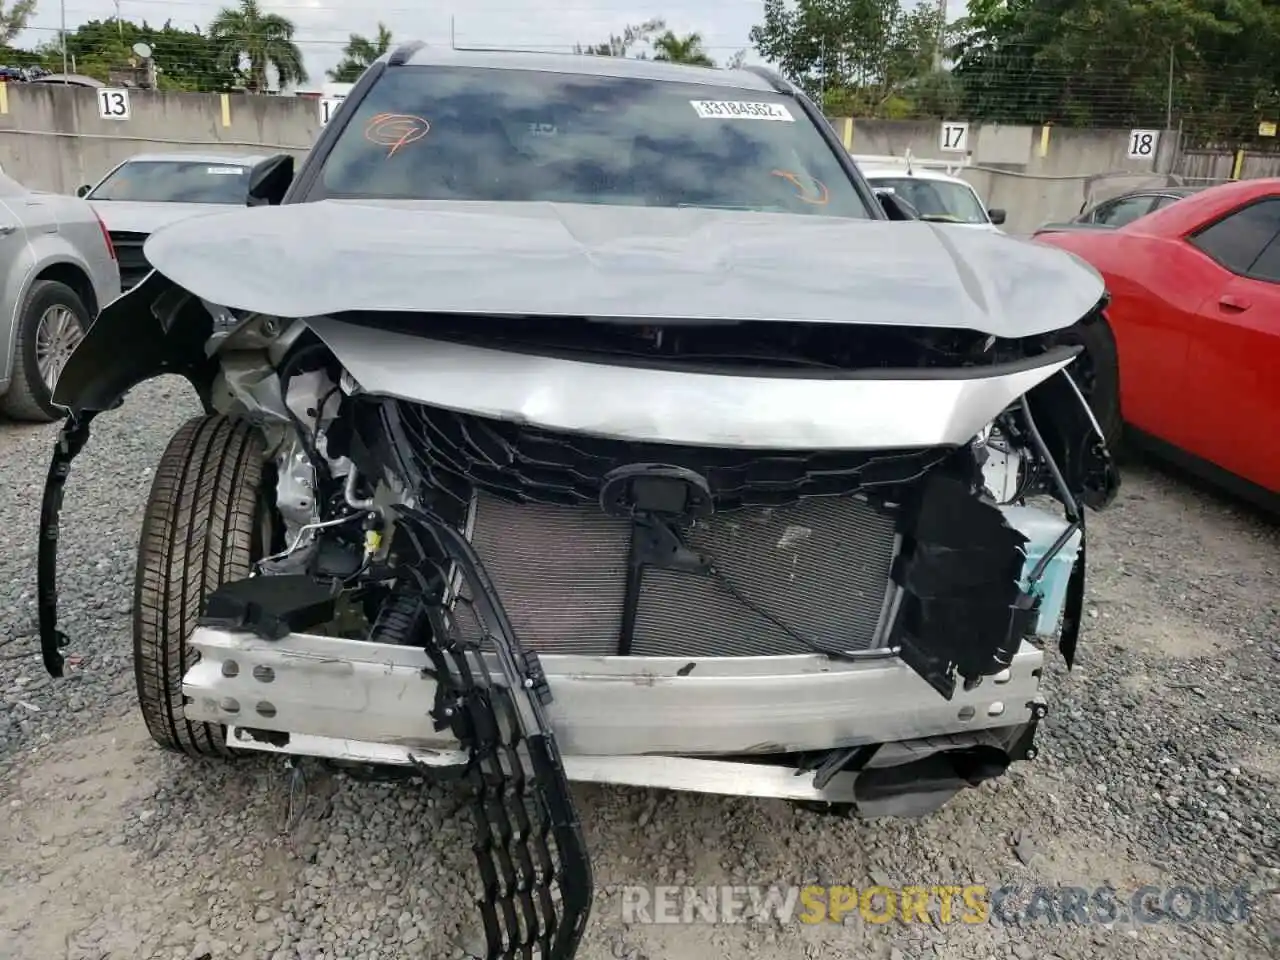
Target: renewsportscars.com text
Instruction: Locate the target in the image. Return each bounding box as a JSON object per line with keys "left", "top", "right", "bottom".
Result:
{"left": 619, "top": 884, "right": 1256, "bottom": 926}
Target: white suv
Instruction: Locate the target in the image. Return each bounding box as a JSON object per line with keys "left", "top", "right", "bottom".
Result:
{"left": 855, "top": 152, "right": 1006, "bottom": 232}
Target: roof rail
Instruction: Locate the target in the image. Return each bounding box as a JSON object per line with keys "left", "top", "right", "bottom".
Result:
{"left": 741, "top": 65, "right": 794, "bottom": 95}
{"left": 450, "top": 44, "right": 569, "bottom": 54}
{"left": 850, "top": 148, "right": 969, "bottom": 177}
{"left": 388, "top": 41, "right": 426, "bottom": 66}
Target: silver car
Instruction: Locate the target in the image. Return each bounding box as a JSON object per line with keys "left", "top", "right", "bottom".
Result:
{"left": 0, "top": 171, "right": 120, "bottom": 422}
{"left": 78, "top": 151, "right": 294, "bottom": 289}
{"left": 40, "top": 48, "right": 1118, "bottom": 960}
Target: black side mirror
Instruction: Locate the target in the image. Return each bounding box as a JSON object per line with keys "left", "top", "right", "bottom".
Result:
{"left": 987, "top": 208, "right": 1007, "bottom": 225}
{"left": 247, "top": 153, "right": 295, "bottom": 207}
{"left": 75, "top": 184, "right": 91, "bottom": 198}
{"left": 876, "top": 190, "right": 919, "bottom": 221}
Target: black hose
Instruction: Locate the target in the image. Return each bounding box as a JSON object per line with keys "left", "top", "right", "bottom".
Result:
{"left": 1018, "top": 395, "right": 1085, "bottom": 585}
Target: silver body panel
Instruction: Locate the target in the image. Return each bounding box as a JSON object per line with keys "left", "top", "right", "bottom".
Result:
{"left": 141, "top": 198, "right": 1104, "bottom": 339}
{"left": 223, "top": 730, "right": 1016, "bottom": 814}
{"left": 226, "top": 734, "right": 867, "bottom": 804}
{"left": 0, "top": 173, "right": 121, "bottom": 394}
{"left": 308, "top": 317, "right": 1076, "bottom": 450}
{"left": 184, "top": 628, "right": 1044, "bottom": 757}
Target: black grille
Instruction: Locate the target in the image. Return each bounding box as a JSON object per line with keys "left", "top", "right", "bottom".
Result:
{"left": 107, "top": 231, "right": 150, "bottom": 290}
{"left": 392, "top": 403, "right": 923, "bottom": 658}
{"left": 393, "top": 401, "right": 950, "bottom": 513}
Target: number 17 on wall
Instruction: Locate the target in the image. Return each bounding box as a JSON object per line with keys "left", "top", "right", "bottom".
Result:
{"left": 940, "top": 121, "right": 969, "bottom": 153}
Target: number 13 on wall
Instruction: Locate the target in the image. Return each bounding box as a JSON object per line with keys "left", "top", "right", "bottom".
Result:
{"left": 97, "top": 88, "right": 131, "bottom": 120}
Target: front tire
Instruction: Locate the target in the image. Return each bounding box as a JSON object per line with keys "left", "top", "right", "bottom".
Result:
{"left": 133, "top": 415, "right": 269, "bottom": 758}
{"left": 1047, "top": 315, "right": 1123, "bottom": 451}
{"left": 1, "top": 279, "right": 90, "bottom": 422}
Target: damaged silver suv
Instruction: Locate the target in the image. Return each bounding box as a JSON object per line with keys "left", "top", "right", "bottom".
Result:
{"left": 38, "top": 45, "right": 1118, "bottom": 960}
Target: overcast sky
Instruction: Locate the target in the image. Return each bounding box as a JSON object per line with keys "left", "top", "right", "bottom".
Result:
{"left": 20, "top": 0, "right": 776, "bottom": 85}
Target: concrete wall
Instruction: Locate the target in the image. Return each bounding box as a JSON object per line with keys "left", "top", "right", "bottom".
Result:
{"left": 0, "top": 84, "right": 318, "bottom": 195}
{"left": 834, "top": 118, "right": 1181, "bottom": 233}
{"left": 0, "top": 83, "right": 1180, "bottom": 233}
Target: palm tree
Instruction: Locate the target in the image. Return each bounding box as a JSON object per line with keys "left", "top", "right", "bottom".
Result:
{"left": 651, "top": 31, "right": 715, "bottom": 67}
{"left": 209, "top": 0, "right": 308, "bottom": 93}
{"left": 327, "top": 22, "right": 392, "bottom": 82}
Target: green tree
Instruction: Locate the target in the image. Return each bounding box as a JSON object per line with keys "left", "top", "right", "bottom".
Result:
{"left": 0, "top": 0, "right": 36, "bottom": 45}
{"left": 209, "top": 0, "right": 307, "bottom": 92}
{"left": 749, "top": 0, "right": 944, "bottom": 114}
{"left": 574, "top": 18, "right": 666, "bottom": 57}
{"left": 652, "top": 30, "right": 715, "bottom": 67}
{"left": 53, "top": 18, "right": 238, "bottom": 91}
{"left": 328, "top": 21, "right": 392, "bottom": 82}
{"left": 948, "top": 0, "right": 1280, "bottom": 137}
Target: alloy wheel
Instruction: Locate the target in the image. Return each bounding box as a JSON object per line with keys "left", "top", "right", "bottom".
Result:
{"left": 35, "top": 304, "right": 83, "bottom": 394}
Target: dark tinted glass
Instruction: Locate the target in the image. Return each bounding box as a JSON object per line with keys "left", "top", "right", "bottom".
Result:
{"left": 1244, "top": 233, "right": 1280, "bottom": 281}
{"left": 1093, "top": 195, "right": 1154, "bottom": 227}
{"left": 1190, "top": 197, "right": 1280, "bottom": 274}
{"left": 315, "top": 66, "right": 871, "bottom": 218}
{"left": 89, "top": 160, "right": 251, "bottom": 203}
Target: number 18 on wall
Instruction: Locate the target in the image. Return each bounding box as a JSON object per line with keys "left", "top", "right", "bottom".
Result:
{"left": 1127, "top": 129, "right": 1160, "bottom": 160}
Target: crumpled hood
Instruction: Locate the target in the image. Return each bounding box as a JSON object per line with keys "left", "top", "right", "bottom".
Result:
{"left": 142, "top": 199, "right": 1105, "bottom": 338}
{"left": 92, "top": 200, "right": 237, "bottom": 236}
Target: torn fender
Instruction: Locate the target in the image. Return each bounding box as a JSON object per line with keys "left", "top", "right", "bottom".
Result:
{"left": 52, "top": 270, "right": 218, "bottom": 417}
{"left": 1026, "top": 367, "right": 1120, "bottom": 511}
{"left": 38, "top": 272, "right": 220, "bottom": 677}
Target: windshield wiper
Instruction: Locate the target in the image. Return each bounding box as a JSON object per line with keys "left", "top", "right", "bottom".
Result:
{"left": 676, "top": 203, "right": 793, "bottom": 214}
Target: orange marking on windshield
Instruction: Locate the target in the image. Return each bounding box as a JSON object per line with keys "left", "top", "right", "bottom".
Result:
{"left": 364, "top": 113, "right": 431, "bottom": 157}
{"left": 771, "top": 169, "right": 829, "bottom": 205}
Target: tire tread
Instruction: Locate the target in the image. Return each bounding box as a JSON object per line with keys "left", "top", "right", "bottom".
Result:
{"left": 133, "top": 414, "right": 265, "bottom": 758}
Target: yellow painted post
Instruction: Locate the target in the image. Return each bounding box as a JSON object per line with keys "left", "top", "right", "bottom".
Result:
{"left": 220, "top": 93, "right": 231, "bottom": 128}
{"left": 1038, "top": 124, "right": 1051, "bottom": 158}
{"left": 1230, "top": 148, "right": 1245, "bottom": 180}
{"left": 0, "top": 82, "right": 9, "bottom": 116}
{"left": 842, "top": 117, "right": 853, "bottom": 150}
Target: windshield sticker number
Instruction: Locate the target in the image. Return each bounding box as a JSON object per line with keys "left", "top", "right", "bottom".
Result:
{"left": 364, "top": 113, "right": 431, "bottom": 157}
{"left": 690, "top": 100, "right": 795, "bottom": 122}
{"left": 205, "top": 167, "right": 244, "bottom": 175}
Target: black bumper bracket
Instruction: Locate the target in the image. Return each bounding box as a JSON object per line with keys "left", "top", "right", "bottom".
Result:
{"left": 38, "top": 412, "right": 98, "bottom": 678}
{"left": 392, "top": 506, "right": 593, "bottom": 960}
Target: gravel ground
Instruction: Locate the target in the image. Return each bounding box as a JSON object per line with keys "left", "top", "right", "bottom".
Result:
{"left": 0, "top": 377, "right": 1277, "bottom": 960}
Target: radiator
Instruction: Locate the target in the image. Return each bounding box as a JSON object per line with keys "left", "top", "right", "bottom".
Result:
{"left": 456, "top": 491, "right": 899, "bottom": 658}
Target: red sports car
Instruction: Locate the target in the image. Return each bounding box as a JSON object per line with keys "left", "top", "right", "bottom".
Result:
{"left": 1033, "top": 178, "right": 1280, "bottom": 508}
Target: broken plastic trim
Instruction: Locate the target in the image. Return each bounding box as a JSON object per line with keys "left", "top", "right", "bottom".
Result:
{"left": 389, "top": 505, "right": 593, "bottom": 960}
{"left": 890, "top": 468, "right": 1037, "bottom": 700}
{"left": 38, "top": 412, "right": 98, "bottom": 677}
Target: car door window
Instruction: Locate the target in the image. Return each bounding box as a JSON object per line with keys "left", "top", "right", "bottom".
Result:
{"left": 1189, "top": 197, "right": 1280, "bottom": 277}
{"left": 1241, "top": 233, "right": 1280, "bottom": 282}
{"left": 1093, "top": 195, "right": 1155, "bottom": 227}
